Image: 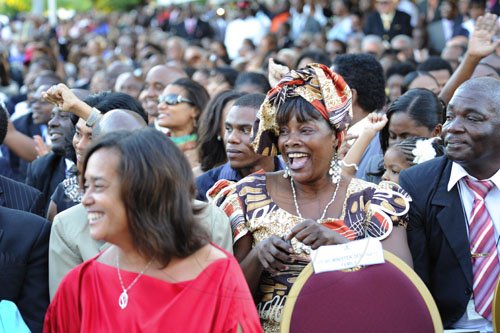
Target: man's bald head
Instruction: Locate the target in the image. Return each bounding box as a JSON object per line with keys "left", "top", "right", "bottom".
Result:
{"left": 93, "top": 109, "right": 147, "bottom": 138}
{"left": 143, "top": 65, "right": 188, "bottom": 120}
{"left": 453, "top": 76, "right": 500, "bottom": 110}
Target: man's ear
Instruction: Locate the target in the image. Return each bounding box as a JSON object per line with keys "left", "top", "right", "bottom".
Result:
{"left": 432, "top": 123, "right": 443, "bottom": 137}
{"left": 350, "top": 88, "right": 358, "bottom": 107}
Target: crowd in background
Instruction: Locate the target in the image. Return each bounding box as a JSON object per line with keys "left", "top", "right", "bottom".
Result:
{"left": 0, "top": 0, "right": 499, "bottom": 332}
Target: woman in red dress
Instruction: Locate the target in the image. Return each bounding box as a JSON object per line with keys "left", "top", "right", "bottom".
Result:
{"left": 44, "top": 129, "right": 261, "bottom": 333}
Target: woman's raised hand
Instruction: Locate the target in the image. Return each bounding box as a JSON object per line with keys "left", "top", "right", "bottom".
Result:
{"left": 287, "top": 219, "right": 348, "bottom": 250}
{"left": 42, "top": 83, "right": 80, "bottom": 113}
{"left": 255, "top": 236, "right": 294, "bottom": 275}
{"left": 364, "top": 112, "right": 388, "bottom": 133}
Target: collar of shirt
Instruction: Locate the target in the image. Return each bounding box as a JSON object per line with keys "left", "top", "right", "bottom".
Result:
{"left": 448, "top": 162, "right": 500, "bottom": 191}
{"left": 65, "top": 158, "right": 75, "bottom": 172}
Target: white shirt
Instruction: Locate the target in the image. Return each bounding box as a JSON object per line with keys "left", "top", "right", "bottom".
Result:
{"left": 224, "top": 16, "right": 268, "bottom": 60}
{"left": 447, "top": 162, "right": 500, "bottom": 332}
{"left": 441, "top": 19, "right": 454, "bottom": 42}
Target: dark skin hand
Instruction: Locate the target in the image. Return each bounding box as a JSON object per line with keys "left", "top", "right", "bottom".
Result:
{"left": 286, "top": 219, "right": 349, "bottom": 250}
{"left": 255, "top": 235, "right": 294, "bottom": 275}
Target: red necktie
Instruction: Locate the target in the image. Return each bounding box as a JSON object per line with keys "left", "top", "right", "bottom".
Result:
{"left": 465, "top": 177, "right": 499, "bottom": 320}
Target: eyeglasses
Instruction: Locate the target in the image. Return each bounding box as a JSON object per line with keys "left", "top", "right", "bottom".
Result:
{"left": 158, "top": 94, "right": 194, "bottom": 106}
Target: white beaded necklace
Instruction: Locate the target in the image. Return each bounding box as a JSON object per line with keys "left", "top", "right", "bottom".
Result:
{"left": 290, "top": 177, "right": 340, "bottom": 221}
{"left": 116, "top": 254, "right": 154, "bottom": 310}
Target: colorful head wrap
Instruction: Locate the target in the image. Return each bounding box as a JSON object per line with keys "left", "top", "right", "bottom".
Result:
{"left": 252, "top": 63, "right": 352, "bottom": 156}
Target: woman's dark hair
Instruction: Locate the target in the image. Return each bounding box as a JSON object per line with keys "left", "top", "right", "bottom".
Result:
{"left": 71, "top": 91, "right": 148, "bottom": 125}
{"left": 0, "top": 103, "right": 8, "bottom": 144}
{"left": 380, "top": 88, "right": 444, "bottom": 152}
{"left": 386, "top": 62, "right": 416, "bottom": 80}
{"left": 234, "top": 72, "right": 271, "bottom": 94}
{"left": 417, "top": 56, "right": 453, "bottom": 75}
{"left": 276, "top": 96, "right": 335, "bottom": 132}
{"left": 401, "top": 71, "right": 438, "bottom": 94}
{"left": 210, "top": 66, "right": 239, "bottom": 88}
{"left": 170, "top": 78, "right": 210, "bottom": 132}
{"left": 81, "top": 128, "right": 209, "bottom": 267}
{"left": 295, "top": 50, "right": 331, "bottom": 68}
{"left": 0, "top": 52, "right": 11, "bottom": 86}
{"left": 197, "top": 90, "right": 246, "bottom": 172}
{"left": 390, "top": 136, "right": 444, "bottom": 167}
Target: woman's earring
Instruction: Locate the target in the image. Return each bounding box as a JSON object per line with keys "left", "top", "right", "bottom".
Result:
{"left": 216, "top": 135, "right": 222, "bottom": 141}
{"left": 283, "top": 165, "right": 290, "bottom": 178}
{"left": 329, "top": 153, "right": 341, "bottom": 184}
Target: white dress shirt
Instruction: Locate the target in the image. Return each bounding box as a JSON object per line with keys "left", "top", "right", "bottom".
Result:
{"left": 448, "top": 162, "right": 500, "bottom": 332}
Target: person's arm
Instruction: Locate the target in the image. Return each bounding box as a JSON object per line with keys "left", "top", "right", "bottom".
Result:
{"left": 399, "top": 170, "right": 430, "bottom": 284}
{"left": 380, "top": 226, "right": 413, "bottom": 268}
{"left": 234, "top": 233, "right": 293, "bottom": 297}
{"left": 439, "top": 13, "right": 499, "bottom": 105}
{"left": 47, "top": 200, "right": 58, "bottom": 222}
{"left": 341, "top": 113, "right": 388, "bottom": 176}
{"left": 3, "top": 120, "right": 38, "bottom": 162}
{"left": 42, "top": 83, "right": 95, "bottom": 121}
{"left": 48, "top": 212, "right": 83, "bottom": 299}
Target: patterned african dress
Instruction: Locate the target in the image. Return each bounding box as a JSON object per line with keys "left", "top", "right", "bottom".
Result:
{"left": 210, "top": 170, "right": 411, "bottom": 333}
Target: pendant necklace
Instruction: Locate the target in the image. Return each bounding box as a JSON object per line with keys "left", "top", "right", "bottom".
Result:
{"left": 290, "top": 177, "right": 340, "bottom": 221}
{"left": 116, "top": 253, "right": 154, "bottom": 310}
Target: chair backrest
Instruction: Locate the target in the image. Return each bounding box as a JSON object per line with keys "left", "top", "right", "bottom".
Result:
{"left": 493, "top": 277, "right": 500, "bottom": 332}
{"left": 281, "top": 250, "right": 443, "bottom": 333}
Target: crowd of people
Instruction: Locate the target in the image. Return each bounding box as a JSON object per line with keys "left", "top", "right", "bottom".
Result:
{"left": 0, "top": 0, "right": 499, "bottom": 332}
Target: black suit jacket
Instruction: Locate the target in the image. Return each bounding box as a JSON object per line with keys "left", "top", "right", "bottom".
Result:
{"left": 0, "top": 175, "right": 45, "bottom": 217}
{"left": 171, "top": 19, "right": 214, "bottom": 40}
{"left": 0, "top": 206, "right": 50, "bottom": 333}
{"left": 25, "top": 152, "right": 66, "bottom": 211}
{"left": 399, "top": 156, "right": 472, "bottom": 328}
{"left": 363, "top": 10, "right": 413, "bottom": 41}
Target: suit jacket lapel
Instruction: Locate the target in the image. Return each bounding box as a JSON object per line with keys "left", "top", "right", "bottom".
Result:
{"left": 432, "top": 159, "right": 473, "bottom": 286}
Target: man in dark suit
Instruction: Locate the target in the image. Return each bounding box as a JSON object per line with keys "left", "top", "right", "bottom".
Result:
{"left": 0, "top": 206, "right": 50, "bottom": 333}
{"left": 400, "top": 77, "right": 500, "bottom": 330}
{"left": 364, "top": 0, "right": 413, "bottom": 41}
{"left": 170, "top": 4, "right": 214, "bottom": 41}
{"left": 25, "top": 91, "right": 87, "bottom": 210}
{"left": 426, "top": 0, "right": 469, "bottom": 54}
{"left": 3, "top": 73, "right": 63, "bottom": 180}
{"left": 0, "top": 104, "right": 45, "bottom": 216}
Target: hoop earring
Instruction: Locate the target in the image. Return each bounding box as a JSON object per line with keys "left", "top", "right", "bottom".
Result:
{"left": 329, "top": 153, "right": 341, "bottom": 184}
{"left": 283, "top": 165, "right": 290, "bottom": 179}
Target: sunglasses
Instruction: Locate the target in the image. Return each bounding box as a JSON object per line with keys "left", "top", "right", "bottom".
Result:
{"left": 158, "top": 94, "right": 194, "bottom": 106}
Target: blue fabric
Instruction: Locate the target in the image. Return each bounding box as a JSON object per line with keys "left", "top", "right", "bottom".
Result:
{"left": 0, "top": 301, "right": 30, "bottom": 333}
{"left": 356, "top": 134, "right": 382, "bottom": 183}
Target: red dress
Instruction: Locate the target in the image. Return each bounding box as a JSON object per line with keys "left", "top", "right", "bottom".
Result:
{"left": 44, "top": 248, "right": 262, "bottom": 333}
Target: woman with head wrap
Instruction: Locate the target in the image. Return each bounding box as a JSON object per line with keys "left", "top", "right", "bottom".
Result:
{"left": 212, "top": 63, "right": 413, "bottom": 332}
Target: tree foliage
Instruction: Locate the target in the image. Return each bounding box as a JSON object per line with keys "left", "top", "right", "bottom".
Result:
{"left": 94, "top": 0, "right": 144, "bottom": 12}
